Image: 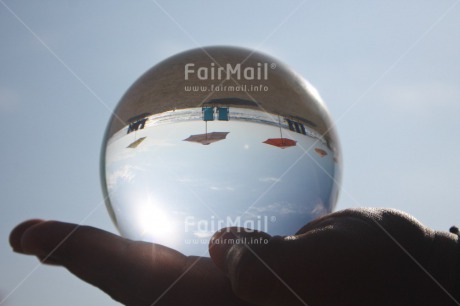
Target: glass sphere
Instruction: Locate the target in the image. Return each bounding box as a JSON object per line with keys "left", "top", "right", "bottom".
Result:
{"left": 101, "top": 46, "right": 341, "bottom": 256}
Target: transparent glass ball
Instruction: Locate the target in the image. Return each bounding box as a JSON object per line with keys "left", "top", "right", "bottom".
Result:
{"left": 101, "top": 46, "right": 342, "bottom": 256}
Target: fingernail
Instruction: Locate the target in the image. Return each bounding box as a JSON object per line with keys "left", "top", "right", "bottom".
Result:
{"left": 10, "top": 219, "right": 44, "bottom": 253}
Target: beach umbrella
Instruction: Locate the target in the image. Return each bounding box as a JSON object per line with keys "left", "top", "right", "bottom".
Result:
{"left": 314, "top": 148, "right": 327, "bottom": 157}
{"left": 262, "top": 115, "right": 297, "bottom": 149}
{"left": 127, "top": 137, "right": 146, "bottom": 148}
{"left": 183, "top": 132, "right": 229, "bottom": 145}
{"left": 263, "top": 138, "right": 296, "bottom": 149}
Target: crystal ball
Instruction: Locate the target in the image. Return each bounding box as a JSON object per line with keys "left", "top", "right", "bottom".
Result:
{"left": 101, "top": 46, "right": 342, "bottom": 256}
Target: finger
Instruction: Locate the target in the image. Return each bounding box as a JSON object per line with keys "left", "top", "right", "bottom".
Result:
{"left": 209, "top": 209, "right": 453, "bottom": 306}
{"left": 10, "top": 220, "right": 250, "bottom": 306}
{"left": 10, "top": 219, "right": 44, "bottom": 253}
{"left": 210, "top": 228, "right": 307, "bottom": 306}
{"left": 208, "top": 215, "right": 391, "bottom": 306}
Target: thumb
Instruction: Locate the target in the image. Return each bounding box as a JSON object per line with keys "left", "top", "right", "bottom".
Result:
{"left": 209, "top": 228, "right": 307, "bottom": 306}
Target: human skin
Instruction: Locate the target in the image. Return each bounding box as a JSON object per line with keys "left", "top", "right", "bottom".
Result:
{"left": 9, "top": 208, "right": 460, "bottom": 306}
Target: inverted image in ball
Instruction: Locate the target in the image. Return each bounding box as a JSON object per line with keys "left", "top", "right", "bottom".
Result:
{"left": 101, "top": 46, "right": 342, "bottom": 256}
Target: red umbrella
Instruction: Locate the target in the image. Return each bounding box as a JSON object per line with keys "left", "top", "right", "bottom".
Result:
{"left": 183, "top": 132, "right": 229, "bottom": 145}
{"left": 314, "top": 148, "right": 327, "bottom": 157}
{"left": 263, "top": 138, "right": 296, "bottom": 149}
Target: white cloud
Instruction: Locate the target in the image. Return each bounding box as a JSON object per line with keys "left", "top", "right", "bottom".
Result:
{"left": 176, "top": 177, "right": 235, "bottom": 192}
{"left": 107, "top": 164, "right": 139, "bottom": 190}
{"left": 210, "top": 186, "right": 235, "bottom": 191}
{"left": 148, "top": 138, "right": 175, "bottom": 147}
{"left": 259, "top": 177, "right": 281, "bottom": 183}
{"left": 248, "top": 200, "right": 328, "bottom": 217}
{"left": 311, "top": 202, "right": 328, "bottom": 215}
{"left": 250, "top": 202, "right": 308, "bottom": 215}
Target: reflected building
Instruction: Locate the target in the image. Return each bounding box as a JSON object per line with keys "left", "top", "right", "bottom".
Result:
{"left": 101, "top": 46, "right": 342, "bottom": 255}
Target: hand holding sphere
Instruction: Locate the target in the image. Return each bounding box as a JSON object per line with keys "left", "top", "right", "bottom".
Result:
{"left": 10, "top": 208, "right": 459, "bottom": 305}
{"left": 9, "top": 47, "right": 459, "bottom": 305}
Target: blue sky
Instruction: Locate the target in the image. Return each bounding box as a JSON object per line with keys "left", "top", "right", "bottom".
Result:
{"left": 1, "top": 1, "right": 459, "bottom": 305}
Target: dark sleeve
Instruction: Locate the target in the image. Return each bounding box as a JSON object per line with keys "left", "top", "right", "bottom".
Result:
{"left": 431, "top": 230, "right": 460, "bottom": 305}
{"left": 453, "top": 231, "right": 460, "bottom": 303}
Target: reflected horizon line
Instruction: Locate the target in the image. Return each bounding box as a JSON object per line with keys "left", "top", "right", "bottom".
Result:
{"left": 109, "top": 107, "right": 326, "bottom": 146}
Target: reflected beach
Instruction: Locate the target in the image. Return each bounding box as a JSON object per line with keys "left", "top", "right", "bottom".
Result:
{"left": 101, "top": 46, "right": 342, "bottom": 255}
{"left": 105, "top": 106, "right": 339, "bottom": 255}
